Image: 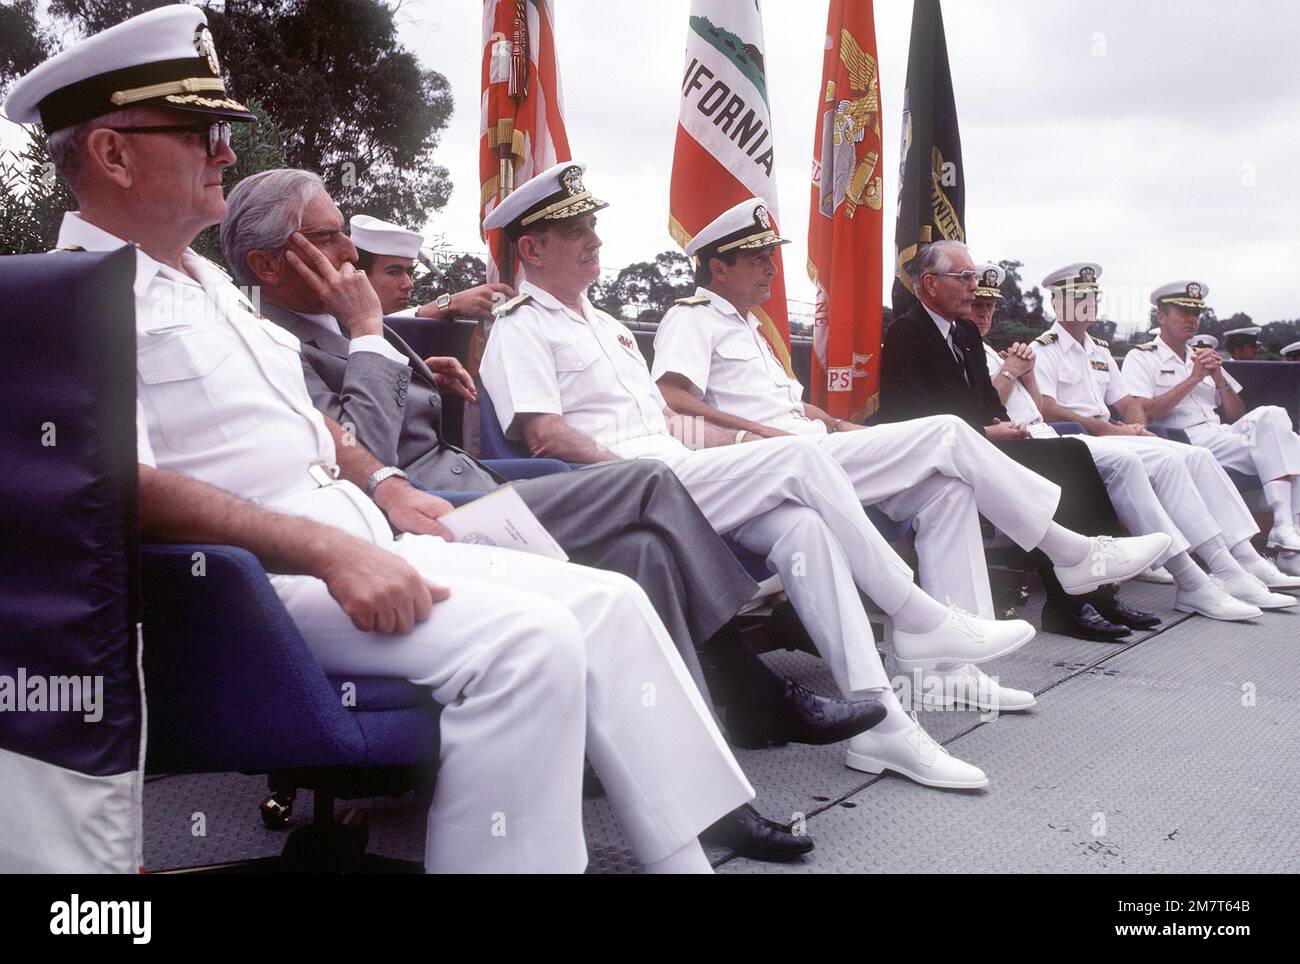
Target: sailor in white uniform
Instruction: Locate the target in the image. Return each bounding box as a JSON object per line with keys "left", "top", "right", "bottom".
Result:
{"left": 349, "top": 213, "right": 512, "bottom": 321}
{"left": 480, "top": 163, "right": 1169, "bottom": 790}
{"left": 968, "top": 264, "right": 1281, "bottom": 620}
{"left": 1122, "top": 280, "right": 1300, "bottom": 559}
{"left": 3, "top": 5, "right": 756, "bottom": 874}
{"left": 1031, "top": 263, "right": 1297, "bottom": 612}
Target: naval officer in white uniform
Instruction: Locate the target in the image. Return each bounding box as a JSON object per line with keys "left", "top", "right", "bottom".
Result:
{"left": 1031, "top": 263, "right": 1296, "bottom": 613}
{"left": 968, "top": 264, "right": 1278, "bottom": 620}
{"left": 650, "top": 200, "right": 1117, "bottom": 711}
{"left": 480, "top": 162, "right": 1168, "bottom": 790}
{"left": 1122, "top": 280, "right": 1300, "bottom": 558}
{"left": 3, "top": 4, "right": 757, "bottom": 874}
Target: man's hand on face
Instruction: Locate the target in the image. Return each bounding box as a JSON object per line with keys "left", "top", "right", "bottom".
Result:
{"left": 421, "top": 355, "right": 478, "bottom": 402}
{"left": 436, "top": 283, "right": 516, "bottom": 320}
{"left": 284, "top": 231, "right": 385, "bottom": 337}
{"left": 372, "top": 478, "right": 456, "bottom": 541}
{"left": 985, "top": 418, "right": 1029, "bottom": 440}
{"left": 318, "top": 538, "right": 449, "bottom": 634}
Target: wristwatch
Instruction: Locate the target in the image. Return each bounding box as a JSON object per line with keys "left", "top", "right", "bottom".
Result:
{"left": 996, "top": 369, "right": 1018, "bottom": 382}
{"left": 365, "top": 465, "right": 409, "bottom": 497}
{"left": 435, "top": 293, "right": 453, "bottom": 315}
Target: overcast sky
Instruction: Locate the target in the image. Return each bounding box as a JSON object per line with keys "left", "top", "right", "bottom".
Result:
{"left": 6, "top": 0, "right": 1299, "bottom": 333}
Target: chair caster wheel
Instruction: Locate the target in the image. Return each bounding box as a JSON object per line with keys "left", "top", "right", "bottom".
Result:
{"left": 260, "top": 790, "right": 296, "bottom": 829}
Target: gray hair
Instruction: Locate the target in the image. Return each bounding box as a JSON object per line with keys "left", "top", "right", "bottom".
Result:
{"left": 912, "top": 240, "right": 970, "bottom": 281}
{"left": 45, "top": 106, "right": 153, "bottom": 195}
{"left": 221, "top": 168, "right": 327, "bottom": 285}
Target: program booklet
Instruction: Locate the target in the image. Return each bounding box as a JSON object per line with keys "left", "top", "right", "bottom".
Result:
{"left": 439, "top": 484, "right": 568, "bottom": 561}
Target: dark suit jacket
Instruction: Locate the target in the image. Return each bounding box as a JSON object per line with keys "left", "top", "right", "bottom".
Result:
{"left": 261, "top": 302, "right": 500, "bottom": 492}
{"left": 879, "top": 302, "right": 1008, "bottom": 432}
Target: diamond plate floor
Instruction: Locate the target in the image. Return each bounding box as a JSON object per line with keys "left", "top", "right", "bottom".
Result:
{"left": 141, "top": 580, "right": 1300, "bottom": 873}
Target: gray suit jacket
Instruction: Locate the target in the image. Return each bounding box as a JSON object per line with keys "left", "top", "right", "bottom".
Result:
{"left": 261, "top": 302, "right": 500, "bottom": 492}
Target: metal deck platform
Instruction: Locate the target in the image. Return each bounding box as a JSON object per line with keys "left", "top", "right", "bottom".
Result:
{"left": 141, "top": 580, "right": 1299, "bottom": 873}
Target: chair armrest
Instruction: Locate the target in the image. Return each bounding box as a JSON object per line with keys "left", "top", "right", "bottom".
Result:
{"left": 1050, "top": 421, "right": 1087, "bottom": 435}
{"left": 481, "top": 457, "right": 574, "bottom": 480}
{"left": 140, "top": 543, "right": 363, "bottom": 773}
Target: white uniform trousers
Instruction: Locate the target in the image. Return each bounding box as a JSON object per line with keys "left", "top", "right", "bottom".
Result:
{"left": 1187, "top": 406, "right": 1300, "bottom": 495}
{"left": 266, "top": 482, "right": 753, "bottom": 873}
{"left": 806, "top": 415, "right": 1062, "bottom": 620}
{"left": 629, "top": 435, "right": 927, "bottom": 695}
{"left": 1073, "top": 435, "right": 1194, "bottom": 563}
{"left": 1083, "top": 434, "right": 1258, "bottom": 548}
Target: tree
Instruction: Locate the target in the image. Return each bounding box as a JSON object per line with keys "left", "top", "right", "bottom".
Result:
{"left": 592, "top": 251, "right": 695, "bottom": 323}
{"left": 3, "top": 0, "right": 454, "bottom": 230}
{"left": 0, "top": 134, "right": 75, "bottom": 255}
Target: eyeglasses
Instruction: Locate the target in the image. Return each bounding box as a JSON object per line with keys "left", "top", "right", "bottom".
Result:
{"left": 107, "top": 120, "right": 233, "bottom": 158}
{"left": 931, "top": 270, "right": 980, "bottom": 285}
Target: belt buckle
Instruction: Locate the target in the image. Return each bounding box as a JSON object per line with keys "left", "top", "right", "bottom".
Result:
{"left": 308, "top": 461, "right": 339, "bottom": 487}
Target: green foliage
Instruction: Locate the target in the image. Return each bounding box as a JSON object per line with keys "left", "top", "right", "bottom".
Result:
{"left": 0, "top": 0, "right": 56, "bottom": 90}
{"left": 0, "top": 133, "right": 75, "bottom": 255}
{"left": 591, "top": 251, "right": 694, "bottom": 322}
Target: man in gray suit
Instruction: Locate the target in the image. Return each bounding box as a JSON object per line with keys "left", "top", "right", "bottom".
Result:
{"left": 221, "top": 169, "right": 885, "bottom": 860}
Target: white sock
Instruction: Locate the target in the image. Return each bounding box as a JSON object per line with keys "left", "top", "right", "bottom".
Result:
{"left": 1196, "top": 536, "right": 1250, "bottom": 582}
{"left": 1165, "top": 551, "right": 1211, "bottom": 591}
{"left": 1229, "top": 540, "right": 1273, "bottom": 577}
{"left": 1036, "top": 522, "right": 1092, "bottom": 567}
{"left": 891, "top": 585, "right": 950, "bottom": 634}
{"left": 1263, "top": 480, "right": 1294, "bottom": 527}
{"left": 644, "top": 839, "right": 713, "bottom": 874}
{"left": 868, "top": 685, "right": 912, "bottom": 734}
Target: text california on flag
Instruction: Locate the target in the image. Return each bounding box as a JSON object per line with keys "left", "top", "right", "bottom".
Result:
{"left": 807, "top": 0, "right": 884, "bottom": 421}
{"left": 670, "top": 0, "right": 794, "bottom": 375}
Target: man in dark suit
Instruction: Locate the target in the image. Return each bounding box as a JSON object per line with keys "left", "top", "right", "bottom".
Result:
{"left": 879, "top": 240, "right": 1152, "bottom": 639}
{"left": 220, "top": 168, "right": 885, "bottom": 860}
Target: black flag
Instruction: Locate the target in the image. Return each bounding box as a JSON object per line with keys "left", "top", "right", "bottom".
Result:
{"left": 892, "top": 0, "right": 964, "bottom": 315}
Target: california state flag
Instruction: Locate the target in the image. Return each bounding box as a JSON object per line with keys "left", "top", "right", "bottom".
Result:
{"left": 670, "top": 0, "right": 793, "bottom": 374}
{"left": 808, "top": 0, "right": 884, "bottom": 421}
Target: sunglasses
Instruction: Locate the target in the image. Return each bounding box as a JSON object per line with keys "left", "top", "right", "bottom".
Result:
{"left": 107, "top": 120, "right": 233, "bottom": 158}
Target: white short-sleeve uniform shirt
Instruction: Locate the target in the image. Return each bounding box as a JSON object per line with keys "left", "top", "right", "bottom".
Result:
{"left": 1031, "top": 321, "right": 1127, "bottom": 421}
{"left": 1121, "top": 336, "right": 1241, "bottom": 431}
{"left": 651, "top": 289, "right": 822, "bottom": 437}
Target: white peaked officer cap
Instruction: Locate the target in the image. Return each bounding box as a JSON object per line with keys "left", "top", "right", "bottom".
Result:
{"left": 1188, "top": 334, "right": 1219, "bottom": 351}
{"left": 1282, "top": 341, "right": 1300, "bottom": 359}
{"left": 3, "top": 4, "right": 255, "bottom": 130}
{"left": 685, "top": 198, "right": 791, "bottom": 260}
{"left": 974, "top": 263, "right": 1005, "bottom": 300}
{"left": 350, "top": 215, "right": 424, "bottom": 259}
{"left": 482, "top": 161, "right": 608, "bottom": 240}
{"left": 1042, "top": 262, "right": 1102, "bottom": 291}
{"left": 1223, "top": 327, "right": 1261, "bottom": 341}
{"left": 1151, "top": 280, "right": 1209, "bottom": 309}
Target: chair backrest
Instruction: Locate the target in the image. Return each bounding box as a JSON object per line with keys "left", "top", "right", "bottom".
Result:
{"left": 479, "top": 387, "right": 532, "bottom": 460}
{"left": 0, "top": 247, "right": 143, "bottom": 872}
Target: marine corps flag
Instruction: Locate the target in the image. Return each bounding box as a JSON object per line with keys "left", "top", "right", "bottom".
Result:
{"left": 892, "top": 0, "right": 964, "bottom": 315}
{"left": 807, "top": 0, "right": 885, "bottom": 421}
{"left": 480, "top": 0, "right": 571, "bottom": 283}
{"left": 670, "top": 0, "right": 793, "bottom": 374}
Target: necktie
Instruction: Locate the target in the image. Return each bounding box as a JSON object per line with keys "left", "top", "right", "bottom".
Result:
{"left": 948, "top": 332, "right": 970, "bottom": 386}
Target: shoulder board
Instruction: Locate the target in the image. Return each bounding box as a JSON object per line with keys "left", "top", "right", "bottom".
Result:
{"left": 1134, "top": 341, "right": 1158, "bottom": 351}
{"left": 51, "top": 244, "right": 85, "bottom": 252}
{"left": 674, "top": 295, "right": 711, "bottom": 306}
{"left": 1092, "top": 337, "right": 1109, "bottom": 348}
{"left": 1033, "top": 332, "right": 1058, "bottom": 346}
{"left": 492, "top": 292, "right": 533, "bottom": 317}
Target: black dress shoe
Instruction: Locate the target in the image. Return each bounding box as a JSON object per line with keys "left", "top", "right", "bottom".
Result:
{"left": 1091, "top": 596, "right": 1161, "bottom": 630}
{"left": 1041, "top": 602, "right": 1133, "bottom": 641}
{"left": 700, "top": 804, "right": 814, "bottom": 861}
{"left": 725, "top": 681, "right": 886, "bottom": 749}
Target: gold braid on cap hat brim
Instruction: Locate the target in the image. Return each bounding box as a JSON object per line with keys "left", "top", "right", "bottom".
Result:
{"left": 519, "top": 191, "right": 607, "bottom": 228}
{"left": 715, "top": 229, "right": 790, "bottom": 253}
{"left": 111, "top": 76, "right": 230, "bottom": 106}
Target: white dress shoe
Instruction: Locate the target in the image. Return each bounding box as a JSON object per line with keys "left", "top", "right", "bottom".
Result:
{"left": 845, "top": 713, "right": 989, "bottom": 789}
{"left": 1213, "top": 574, "right": 1297, "bottom": 611}
{"left": 893, "top": 607, "right": 1035, "bottom": 670}
{"left": 1175, "top": 582, "right": 1262, "bottom": 621}
{"left": 914, "top": 663, "right": 1037, "bottom": 712}
{"left": 1276, "top": 551, "right": 1300, "bottom": 578}
{"left": 1135, "top": 564, "right": 1175, "bottom": 584}
{"left": 1267, "top": 522, "right": 1300, "bottom": 552}
{"left": 1243, "top": 555, "right": 1300, "bottom": 589}
{"left": 1054, "top": 533, "right": 1172, "bottom": 595}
